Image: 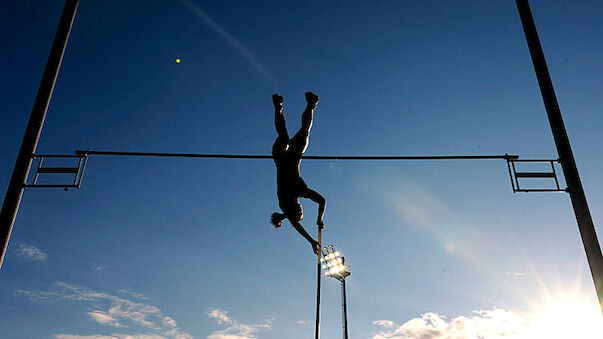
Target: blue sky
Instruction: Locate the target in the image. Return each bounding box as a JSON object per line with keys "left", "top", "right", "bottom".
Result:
{"left": 1, "top": 1, "right": 602, "bottom": 338}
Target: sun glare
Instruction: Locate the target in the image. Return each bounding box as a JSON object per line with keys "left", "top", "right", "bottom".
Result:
{"left": 528, "top": 293, "right": 602, "bottom": 338}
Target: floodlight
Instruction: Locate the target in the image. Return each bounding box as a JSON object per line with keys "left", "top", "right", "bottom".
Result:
{"left": 321, "top": 244, "right": 350, "bottom": 281}
{"left": 320, "top": 244, "right": 350, "bottom": 339}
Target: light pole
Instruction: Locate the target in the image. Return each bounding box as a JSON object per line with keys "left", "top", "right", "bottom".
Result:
{"left": 322, "top": 245, "right": 350, "bottom": 339}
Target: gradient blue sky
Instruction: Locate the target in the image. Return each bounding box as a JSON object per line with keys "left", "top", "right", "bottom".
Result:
{"left": 1, "top": 1, "right": 602, "bottom": 338}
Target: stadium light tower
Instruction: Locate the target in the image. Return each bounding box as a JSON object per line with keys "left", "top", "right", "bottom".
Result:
{"left": 321, "top": 245, "right": 350, "bottom": 339}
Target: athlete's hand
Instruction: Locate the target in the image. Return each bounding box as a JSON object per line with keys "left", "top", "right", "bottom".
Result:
{"left": 317, "top": 221, "right": 325, "bottom": 230}
{"left": 311, "top": 240, "right": 320, "bottom": 255}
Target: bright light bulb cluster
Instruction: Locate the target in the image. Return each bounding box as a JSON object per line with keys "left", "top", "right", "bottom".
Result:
{"left": 320, "top": 245, "right": 349, "bottom": 278}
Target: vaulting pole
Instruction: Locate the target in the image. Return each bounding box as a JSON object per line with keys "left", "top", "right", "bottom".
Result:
{"left": 315, "top": 227, "right": 322, "bottom": 339}
{"left": 516, "top": 0, "right": 603, "bottom": 311}
{"left": 0, "top": 0, "right": 79, "bottom": 268}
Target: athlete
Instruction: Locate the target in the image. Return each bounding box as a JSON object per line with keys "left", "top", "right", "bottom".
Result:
{"left": 271, "top": 92, "right": 326, "bottom": 254}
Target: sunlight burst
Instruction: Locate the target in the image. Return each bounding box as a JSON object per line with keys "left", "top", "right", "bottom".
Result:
{"left": 528, "top": 293, "right": 602, "bottom": 338}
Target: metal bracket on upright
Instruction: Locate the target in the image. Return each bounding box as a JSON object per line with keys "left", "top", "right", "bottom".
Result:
{"left": 506, "top": 156, "right": 566, "bottom": 193}
{"left": 25, "top": 154, "right": 88, "bottom": 189}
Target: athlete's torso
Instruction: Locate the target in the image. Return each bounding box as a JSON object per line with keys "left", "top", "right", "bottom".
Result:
{"left": 273, "top": 142, "right": 306, "bottom": 196}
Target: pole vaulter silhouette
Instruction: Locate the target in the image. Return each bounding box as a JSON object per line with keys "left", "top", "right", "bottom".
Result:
{"left": 271, "top": 92, "right": 326, "bottom": 254}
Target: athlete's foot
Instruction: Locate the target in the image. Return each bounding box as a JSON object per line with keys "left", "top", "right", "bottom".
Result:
{"left": 304, "top": 92, "right": 318, "bottom": 108}
{"left": 272, "top": 93, "right": 283, "bottom": 110}
{"left": 317, "top": 221, "right": 325, "bottom": 230}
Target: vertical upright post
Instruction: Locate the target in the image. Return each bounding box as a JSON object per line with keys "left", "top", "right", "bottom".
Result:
{"left": 341, "top": 278, "right": 349, "bottom": 339}
{"left": 516, "top": 0, "right": 603, "bottom": 311}
{"left": 315, "top": 228, "right": 322, "bottom": 339}
{"left": 0, "top": 0, "right": 79, "bottom": 268}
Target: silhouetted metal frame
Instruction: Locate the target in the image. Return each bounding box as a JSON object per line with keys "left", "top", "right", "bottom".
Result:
{"left": 516, "top": 0, "right": 603, "bottom": 311}
{"left": 0, "top": 0, "right": 79, "bottom": 268}
{"left": 26, "top": 154, "right": 88, "bottom": 189}
{"left": 506, "top": 158, "right": 565, "bottom": 193}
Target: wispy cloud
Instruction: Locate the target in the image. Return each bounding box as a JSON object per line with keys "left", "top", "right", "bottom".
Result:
{"left": 54, "top": 335, "right": 165, "bottom": 339}
{"left": 91, "top": 263, "right": 107, "bottom": 271}
{"left": 18, "top": 282, "right": 192, "bottom": 339}
{"left": 178, "top": 0, "right": 272, "bottom": 78}
{"left": 16, "top": 243, "right": 47, "bottom": 261}
{"left": 206, "top": 308, "right": 272, "bottom": 339}
{"left": 505, "top": 270, "right": 525, "bottom": 277}
{"left": 372, "top": 308, "right": 528, "bottom": 339}
{"left": 118, "top": 289, "right": 149, "bottom": 300}
{"left": 296, "top": 320, "right": 312, "bottom": 327}
{"left": 87, "top": 311, "right": 126, "bottom": 328}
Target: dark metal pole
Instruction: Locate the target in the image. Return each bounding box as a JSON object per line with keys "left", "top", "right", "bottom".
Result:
{"left": 0, "top": 0, "right": 79, "bottom": 268}
{"left": 341, "top": 279, "right": 349, "bottom": 339}
{"left": 516, "top": 0, "right": 603, "bottom": 311}
{"left": 315, "top": 228, "right": 322, "bottom": 339}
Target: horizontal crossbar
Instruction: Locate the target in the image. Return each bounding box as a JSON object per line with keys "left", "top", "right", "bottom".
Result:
{"left": 75, "top": 150, "right": 519, "bottom": 161}
{"left": 24, "top": 184, "right": 79, "bottom": 188}
{"left": 514, "top": 172, "right": 556, "bottom": 178}
{"left": 33, "top": 154, "right": 84, "bottom": 158}
{"left": 515, "top": 189, "right": 567, "bottom": 193}
{"left": 37, "top": 167, "right": 79, "bottom": 174}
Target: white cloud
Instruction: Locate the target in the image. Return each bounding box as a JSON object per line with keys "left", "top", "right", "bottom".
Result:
{"left": 296, "top": 320, "right": 312, "bottom": 326}
{"left": 208, "top": 309, "right": 233, "bottom": 325}
{"left": 54, "top": 335, "right": 165, "bottom": 339}
{"left": 18, "top": 282, "right": 192, "bottom": 339}
{"left": 91, "top": 263, "right": 107, "bottom": 271}
{"left": 87, "top": 311, "right": 126, "bottom": 328}
{"left": 505, "top": 270, "right": 525, "bottom": 277}
{"left": 54, "top": 335, "right": 118, "bottom": 339}
{"left": 161, "top": 317, "right": 178, "bottom": 328}
{"left": 16, "top": 243, "right": 47, "bottom": 261}
{"left": 118, "top": 289, "right": 148, "bottom": 300}
{"left": 373, "top": 320, "right": 397, "bottom": 328}
{"left": 372, "top": 308, "right": 528, "bottom": 339}
{"left": 206, "top": 308, "right": 272, "bottom": 339}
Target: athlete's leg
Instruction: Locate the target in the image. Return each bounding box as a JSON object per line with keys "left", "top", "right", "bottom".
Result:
{"left": 272, "top": 94, "right": 289, "bottom": 156}
{"left": 301, "top": 92, "right": 318, "bottom": 133}
{"left": 273, "top": 94, "right": 288, "bottom": 140}
{"left": 289, "top": 219, "right": 320, "bottom": 254}
{"left": 300, "top": 188, "right": 326, "bottom": 228}
{"left": 289, "top": 92, "right": 318, "bottom": 155}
